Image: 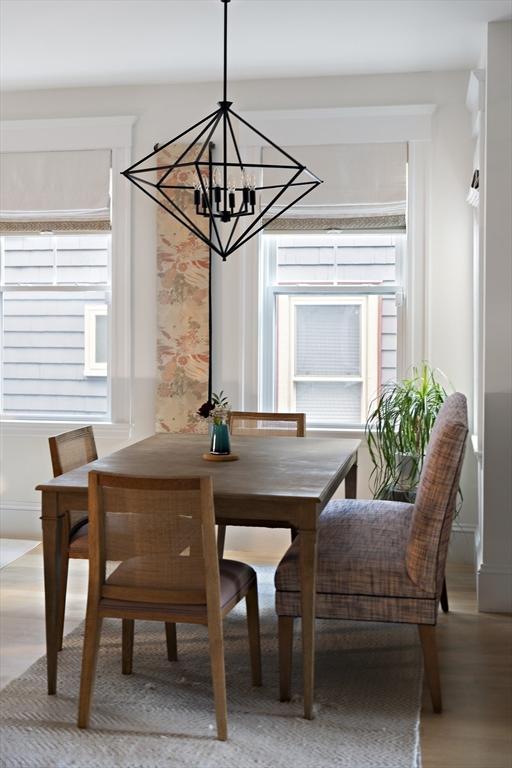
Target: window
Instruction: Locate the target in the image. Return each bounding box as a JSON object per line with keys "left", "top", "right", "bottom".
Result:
{"left": 0, "top": 116, "right": 134, "bottom": 429}
{"left": 261, "top": 232, "right": 404, "bottom": 428}
{"left": 84, "top": 304, "right": 108, "bottom": 377}
{"left": 0, "top": 234, "right": 111, "bottom": 419}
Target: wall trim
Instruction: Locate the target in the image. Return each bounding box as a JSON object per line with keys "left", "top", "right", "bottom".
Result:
{"left": 0, "top": 500, "right": 477, "bottom": 567}
{"left": 0, "top": 116, "right": 136, "bottom": 152}
{"left": 477, "top": 562, "right": 512, "bottom": 613}
{"left": 238, "top": 104, "right": 436, "bottom": 146}
{"left": 449, "top": 522, "right": 477, "bottom": 566}
{"left": 0, "top": 501, "right": 42, "bottom": 540}
{"left": 0, "top": 421, "right": 132, "bottom": 439}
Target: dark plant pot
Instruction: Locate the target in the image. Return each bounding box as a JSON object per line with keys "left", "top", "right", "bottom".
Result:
{"left": 383, "top": 486, "right": 418, "bottom": 504}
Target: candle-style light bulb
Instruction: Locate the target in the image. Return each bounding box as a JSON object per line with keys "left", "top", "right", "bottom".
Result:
{"left": 213, "top": 167, "right": 222, "bottom": 188}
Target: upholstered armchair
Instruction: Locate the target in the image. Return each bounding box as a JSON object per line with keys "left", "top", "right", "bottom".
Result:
{"left": 275, "top": 392, "right": 468, "bottom": 713}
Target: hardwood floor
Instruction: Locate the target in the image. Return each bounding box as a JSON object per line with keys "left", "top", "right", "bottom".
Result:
{"left": 420, "top": 566, "right": 512, "bottom": 768}
{"left": 0, "top": 544, "right": 511, "bottom": 767}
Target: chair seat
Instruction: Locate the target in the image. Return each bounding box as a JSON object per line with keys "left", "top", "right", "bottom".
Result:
{"left": 69, "top": 522, "right": 89, "bottom": 558}
{"left": 275, "top": 499, "right": 437, "bottom": 625}
{"left": 101, "top": 559, "right": 256, "bottom": 619}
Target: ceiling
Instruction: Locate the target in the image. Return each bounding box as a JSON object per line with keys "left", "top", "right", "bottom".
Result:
{"left": 1, "top": 0, "right": 511, "bottom": 92}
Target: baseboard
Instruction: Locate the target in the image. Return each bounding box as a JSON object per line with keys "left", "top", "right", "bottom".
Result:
{"left": 0, "top": 502, "right": 480, "bottom": 571}
{"left": 448, "top": 523, "right": 477, "bottom": 566}
{"left": 477, "top": 563, "right": 512, "bottom": 613}
{"left": 0, "top": 502, "right": 42, "bottom": 540}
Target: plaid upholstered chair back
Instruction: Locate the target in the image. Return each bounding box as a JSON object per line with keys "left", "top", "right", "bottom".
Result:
{"left": 405, "top": 393, "right": 468, "bottom": 596}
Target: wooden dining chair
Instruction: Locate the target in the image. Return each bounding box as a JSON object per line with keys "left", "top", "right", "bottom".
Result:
{"left": 216, "top": 411, "right": 306, "bottom": 557}
{"left": 78, "top": 472, "right": 262, "bottom": 740}
{"left": 274, "top": 393, "right": 468, "bottom": 714}
{"left": 48, "top": 427, "right": 177, "bottom": 664}
{"left": 49, "top": 426, "right": 98, "bottom": 651}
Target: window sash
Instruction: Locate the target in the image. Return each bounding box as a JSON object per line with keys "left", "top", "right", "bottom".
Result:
{"left": 260, "top": 233, "right": 404, "bottom": 427}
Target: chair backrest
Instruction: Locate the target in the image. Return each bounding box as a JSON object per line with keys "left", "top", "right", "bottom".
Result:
{"left": 88, "top": 472, "right": 219, "bottom": 608}
{"left": 229, "top": 411, "right": 305, "bottom": 437}
{"left": 405, "top": 393, "right": 468, "bottom": 596}
{"left": 49, "top": 426, "right": 97, "bottom": 477}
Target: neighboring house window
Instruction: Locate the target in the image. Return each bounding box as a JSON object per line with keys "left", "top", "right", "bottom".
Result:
{"left": 84, "top": 304, "right": 108, "bottom": 377}
{"left": 260, "top": 232, "right": 404, "bottom": 428}
{"left": 0, "top": 233, "right": 111, "bottom": 419}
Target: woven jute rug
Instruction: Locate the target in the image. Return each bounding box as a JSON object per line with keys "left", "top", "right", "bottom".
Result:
{"left": 0, "top": 567, "right": 422, "bottom": 768}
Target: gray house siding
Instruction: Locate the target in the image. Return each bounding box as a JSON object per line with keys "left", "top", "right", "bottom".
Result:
{"left": 276, "top": 235, "right": 400, "bottom": 391}
{"left": 1, "top": 235, "right": 109, "bottom": 417}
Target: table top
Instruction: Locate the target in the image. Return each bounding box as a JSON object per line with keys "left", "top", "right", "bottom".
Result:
{"left": 37, "top": 433, "right": 360, "bottom": 505}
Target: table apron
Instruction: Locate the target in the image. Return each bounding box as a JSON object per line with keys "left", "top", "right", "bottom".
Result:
{"left": 43, "top": 491, "right": 321, "bottom": 531}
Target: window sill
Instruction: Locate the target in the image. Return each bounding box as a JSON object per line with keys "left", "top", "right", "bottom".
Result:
{"left": 307, "top": 426, "right": 366, "bottom": 440}
{"left": 0, "top": 420, "right": 132, "bottom": 440}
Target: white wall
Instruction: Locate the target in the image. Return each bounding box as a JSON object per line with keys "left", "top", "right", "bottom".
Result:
{"left": 0, "top": 70, "right": 477, "bottom": 563}
{"left": 477, "top": 22, "right": 512, "bottom": 612}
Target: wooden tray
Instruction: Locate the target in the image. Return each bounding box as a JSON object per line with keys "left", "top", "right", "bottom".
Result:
{"left": 202, "top": 452, "right": 239, "bottom": 462}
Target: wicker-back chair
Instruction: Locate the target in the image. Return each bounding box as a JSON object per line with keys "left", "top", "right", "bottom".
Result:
{"left": 48, "top": 427, "right": 178, "bottom": 663}
{"left": 78, "top": 472, "right": 261, "bottom": 740}
{"left": 217, "top": 412, "right": 306, "bottom": 557}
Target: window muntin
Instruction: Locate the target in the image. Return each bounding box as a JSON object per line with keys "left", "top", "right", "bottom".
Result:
{"left": 0, "top": 234, "right": 111, "bottom": 420}
{"left": 262, "top": 233, "right": 403, "bottom": 428}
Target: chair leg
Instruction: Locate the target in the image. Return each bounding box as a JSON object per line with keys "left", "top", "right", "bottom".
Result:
{"left": 165, "top": 622, "right": 178, "bottom": 662}
{"left": 122, "top": 619, "right": 134, "bottom": 675}
{"left": 56, "top": 513, "right": 72, "bottom": 652}
{"left": 418, "top": 625, "right": 442, "bottom": 713}
{"left": 57, "top": 550, "right": 70, "bottom": 652}
{"left": 207, "top": 615, "right": 228, "bottom": 741}
{"left": 217, "top": 525, "right": 227, "bottom": 559}
{"left": 77, "top": 610, "right": 103, "bottom": 728}
{"left": 278, "top": 615, "right": 294, "bottom": 702}
{"left": 245, "top": 582, "right": 262, "bottom": 686}
{"left": 440, "top": 577, "right": 449, "bottom": 613}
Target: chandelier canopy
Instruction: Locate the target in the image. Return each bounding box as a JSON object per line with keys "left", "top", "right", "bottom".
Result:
{"left": 122, "top": 0, "right": 322, "bottom": 261}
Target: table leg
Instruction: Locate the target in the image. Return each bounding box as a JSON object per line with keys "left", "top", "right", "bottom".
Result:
{"left": 299, "top": 526, "right": 318, "bottom": 720}
{"left": 41, "top": 492, "right": 64, "bottom": 695}
{"left": 345, "top": 461, "right": 358, "bottom": 499}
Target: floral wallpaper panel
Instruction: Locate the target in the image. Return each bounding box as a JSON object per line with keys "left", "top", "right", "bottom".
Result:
{"left": 156, "top": 146, "right": 209, "bottom": 433}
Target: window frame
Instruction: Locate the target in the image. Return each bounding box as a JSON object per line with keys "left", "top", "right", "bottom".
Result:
{"left": 0, "top": 116, "right": 134, "bottom": 435}
{"left": 260, "top": 232, "right": 405, "bottom": 429}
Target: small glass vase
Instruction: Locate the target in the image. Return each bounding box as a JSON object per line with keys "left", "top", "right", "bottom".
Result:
{"left": 209, "top": 408, "right": 231, "bottom": 455}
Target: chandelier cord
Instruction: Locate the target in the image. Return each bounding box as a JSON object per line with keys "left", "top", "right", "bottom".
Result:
{"left": 222, "top": 0, "right": 229, "bottom": 104}
{"left": 207, "top": 153, "right": 213, "bottom": 404}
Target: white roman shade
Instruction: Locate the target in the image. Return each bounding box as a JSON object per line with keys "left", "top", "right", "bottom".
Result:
{"left": 262, "top": 143, "right": 407, "bottom": 232}
{"left": 0, "top": 149, "right": 111, "bottom": 232}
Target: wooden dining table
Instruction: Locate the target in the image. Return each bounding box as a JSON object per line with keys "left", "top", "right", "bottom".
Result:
{"left": 36, "top": 432, "right": 360, "bottom": 719}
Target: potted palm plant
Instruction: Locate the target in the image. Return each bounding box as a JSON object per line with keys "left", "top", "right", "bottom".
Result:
{"left": 365, "top": 364, "right": 448, "bottom": 501}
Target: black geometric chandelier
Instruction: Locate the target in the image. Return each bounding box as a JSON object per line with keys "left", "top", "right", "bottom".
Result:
{"left": 122, "top": 0, "right": 322, "bottom": 261}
